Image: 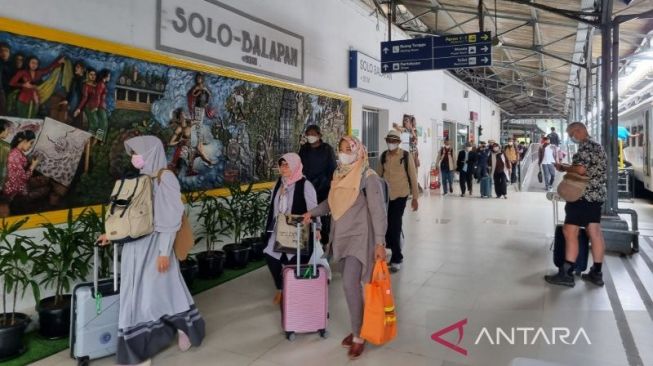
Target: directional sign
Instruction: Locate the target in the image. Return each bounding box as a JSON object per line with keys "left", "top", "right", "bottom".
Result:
{"left": 433, "top": 55, "right": 491, "bottom": 69}
{"left": 381, "top": 38, "right": 433, "bottom": 62}
{"left": 432, "top": 31, "right": 491, "bottom": 47}
{"left": 380, "top": 31, "right": 492, "bottom": 73}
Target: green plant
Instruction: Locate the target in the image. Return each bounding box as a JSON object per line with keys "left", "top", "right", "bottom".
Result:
{"left": 216, "top": 182, "right": 257, "bottom": 245}
{"left": 31, "top": 209, "right": 93, "bottom": 306}
{"left": 195, "top": 191, "right": 224, "bottom": 253}
{"left": 243, "top": 188, "right": 270, "bottom": 238}
{"left": 77, "top": 206, "right": 113, "bottom": 278}
{"left": 0, "top": 218, "right": 39, "bottom": 326}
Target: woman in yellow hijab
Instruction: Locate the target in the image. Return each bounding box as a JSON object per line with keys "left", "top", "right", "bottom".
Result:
{"left": 304, "top": 135, "right": 387, "bottom": 360}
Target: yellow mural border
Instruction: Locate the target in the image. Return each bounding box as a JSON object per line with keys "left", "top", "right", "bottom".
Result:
{"left": 0, "top": 17, "right": 352, "bottom": 229}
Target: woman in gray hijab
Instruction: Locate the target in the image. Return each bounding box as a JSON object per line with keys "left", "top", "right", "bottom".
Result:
{"left": 99, "top": 135, "right": 205, "bottom": 366}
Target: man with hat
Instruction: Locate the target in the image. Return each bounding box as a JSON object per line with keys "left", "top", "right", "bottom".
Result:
{"left": 377, "top": 129, "right": 420, "bottom": 273}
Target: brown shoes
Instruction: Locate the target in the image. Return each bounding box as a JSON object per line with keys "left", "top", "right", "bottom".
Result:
{"left": 341, "top": 334, "right": 353, "bottom": 348}
{"left": 348, "top": 341, "right": 365, "bottom": 360}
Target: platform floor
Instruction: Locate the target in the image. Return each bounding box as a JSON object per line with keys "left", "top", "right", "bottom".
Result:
{"left": 35, "top": 186, "right": 653, "bottom": 366}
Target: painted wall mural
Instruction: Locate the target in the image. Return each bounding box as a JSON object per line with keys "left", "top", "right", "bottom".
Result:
{"left": 0, "top": 30, "right": 349, "bottom": 218}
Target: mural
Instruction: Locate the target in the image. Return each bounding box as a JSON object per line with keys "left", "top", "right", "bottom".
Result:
{"left": 0, "top": 30, "right": 349, "bottom": 217}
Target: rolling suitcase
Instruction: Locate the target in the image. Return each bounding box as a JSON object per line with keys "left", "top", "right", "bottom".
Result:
{"left": 282, "top": 221, "right": 329, "bottom": 341}
{"left": 552, "top": 225, "right": 590, "bottom": 274}
{"left": 70, "top": 244, "right": 120, "bottom": 366}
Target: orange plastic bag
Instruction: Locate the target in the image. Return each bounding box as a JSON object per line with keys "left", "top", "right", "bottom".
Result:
{"left": 360, "top": 260, "right": 397, "bottom": 345}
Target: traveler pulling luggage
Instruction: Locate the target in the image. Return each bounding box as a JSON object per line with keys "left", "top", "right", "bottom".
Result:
{"left": 70, "top": 243, "right": 120, "bottom": 365}
{"left": 282, "top": 220, "right": 329, "bottom": 341}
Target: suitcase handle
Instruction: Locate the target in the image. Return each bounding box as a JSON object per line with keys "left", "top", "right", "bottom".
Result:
{"left": 93, "top": 242, "right": 119, "bottom": 298}
{"left": 295, "top": 221, "right": 319, "bottom": 278}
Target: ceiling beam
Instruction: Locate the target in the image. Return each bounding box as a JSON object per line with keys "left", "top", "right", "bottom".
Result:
{"left": 503, "top": 0, "right": 600, "bottom": 28}
{"left": 428, "top": 2, "right": 579, "bottom": 28}
{"left": 500, "top": 43, "right": 587, "bottom": 68}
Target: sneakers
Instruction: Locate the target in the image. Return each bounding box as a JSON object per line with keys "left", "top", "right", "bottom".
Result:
{"left": 581, "top": 269, "right": 605, "bottom": 287}
{"left": 389, "top": 263, "right": 401, "bottom": 273}
{"left": 544, "top": 270, "right": 575, "bottom": 287}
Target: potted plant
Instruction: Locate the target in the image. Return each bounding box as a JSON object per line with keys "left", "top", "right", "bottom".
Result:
{"left": 179, "top": 191, "right": 199, "bottom": 288}
{"left": 195, "top": 192, "right": 225, "bottom": 279}
{"left": 242, "top": 188, "right": 271, "bottom": 262}
{"left": 31, "top": 209, "right": 93, "bottom": 339}
{"left": 0, "top": 218, "right": 38, "bottom": 360}
{"left": 217, "top": 183, "right": 253, "bottom": 269}
{"left": 77, "top": 206, "right": 114, "bottom": 278}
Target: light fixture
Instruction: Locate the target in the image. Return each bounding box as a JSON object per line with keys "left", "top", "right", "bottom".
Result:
{"left": 527, "top": 89, "right": 534, "bottom": 97}
{"left": 492, "top": 36, "right": 503, "bottom": 47}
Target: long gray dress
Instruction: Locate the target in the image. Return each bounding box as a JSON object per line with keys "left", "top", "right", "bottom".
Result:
{"left": 117, "top": 136, "right": 205, "bottom": 365}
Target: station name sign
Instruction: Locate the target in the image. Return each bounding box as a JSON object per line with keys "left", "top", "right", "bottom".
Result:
{"left": 349, "top": 51, "right": 408, "bottom": 101}
{"left": 156, "top": 0, "right": 304, "bottom": 82}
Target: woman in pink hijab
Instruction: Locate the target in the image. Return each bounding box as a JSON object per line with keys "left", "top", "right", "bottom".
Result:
{"left": 263, "top": 152, "right": 320, "bottom": 305}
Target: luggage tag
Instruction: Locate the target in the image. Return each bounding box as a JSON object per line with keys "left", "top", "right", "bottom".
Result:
{"left": 95, "top": 292, "right": 103, "bottom": 315}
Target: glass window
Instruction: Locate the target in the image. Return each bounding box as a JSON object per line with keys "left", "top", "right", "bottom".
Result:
{"left": 362, "top": 108, "right": 380, "bottom": 170}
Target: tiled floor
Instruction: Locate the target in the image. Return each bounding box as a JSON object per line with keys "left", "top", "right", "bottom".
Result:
{"left": 34, "top": 187, "right": 653, "bottom": 366}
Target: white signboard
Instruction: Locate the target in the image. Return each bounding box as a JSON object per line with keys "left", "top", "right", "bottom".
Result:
{"left": 349, "top": 50, "right": 408, "bottom": 101}
{"left": 157, "top": 0, "right": 304, "bottom": 82}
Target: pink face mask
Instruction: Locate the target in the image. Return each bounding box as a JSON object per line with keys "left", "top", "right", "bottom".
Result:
{"left": 131, "top": 154, "right": 145, "bottom": 169}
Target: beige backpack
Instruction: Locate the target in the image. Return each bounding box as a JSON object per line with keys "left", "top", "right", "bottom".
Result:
{"left": 105, "top": 174, "right": 154, "bottom": 242}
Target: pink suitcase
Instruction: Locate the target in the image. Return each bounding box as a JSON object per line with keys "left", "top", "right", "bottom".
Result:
{"left": 281, "top": 221, "right": 329, "bottom": 341}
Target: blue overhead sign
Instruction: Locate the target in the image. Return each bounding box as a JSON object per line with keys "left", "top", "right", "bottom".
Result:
{"left": 380, "top": 32, "right": 492, "bottom": 73}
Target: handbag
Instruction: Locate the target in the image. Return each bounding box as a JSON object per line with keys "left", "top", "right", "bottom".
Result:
{"left": 174, "top": 214, "right": 194, "bottom": 260}
{"left": 537, "top": 170, "right": 543, "bottom": 183}
{"left": 273, "top": 213, "right": 310, "bottom": 254}
{"left": 557, "top": 172, "right": 589, "bottom": 202}
{"left": 361, "top": 260, "right": 397, "bottom": 345}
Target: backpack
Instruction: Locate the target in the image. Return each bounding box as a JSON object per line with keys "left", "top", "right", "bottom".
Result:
{"left": 380, "top": 150, "right": 412, "bottom": 191}
{"left": 105, "top": 172, "right": 157, "bottom": 243}
{"left": 361, "top": 168, "right": 389, "bottom": 212}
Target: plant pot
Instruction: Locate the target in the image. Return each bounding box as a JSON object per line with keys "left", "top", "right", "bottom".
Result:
{"left": 242, "top": 237, "right": 266, "bottom": 262}
{"left": 36, "top": 295, "right": 72, "bottom": 339}
{"left": 223, "top": 243, "right": 251, "bottom": 269}
{"left": 196, "top": 251, "right": 225, "bottom": 279}
{"left": 0, "top": 313, "right": 30, "bottom": 361}
{"left": 180, "top": 257, "right": 199, "bottom": 288}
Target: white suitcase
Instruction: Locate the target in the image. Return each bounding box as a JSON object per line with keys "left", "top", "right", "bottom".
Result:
{"left": 70, "top": 244, "right": 120, "bottom": 366}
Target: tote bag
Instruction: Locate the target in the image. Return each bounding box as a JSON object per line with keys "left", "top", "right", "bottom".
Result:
{"left": 273, "top": 214, "right": 310, "bottom": 255}
{"left": 361, "top": 260, "right": 397, "bottom": 345}
{"left": 557, "top": 172, "right": 589, "bottom": 202}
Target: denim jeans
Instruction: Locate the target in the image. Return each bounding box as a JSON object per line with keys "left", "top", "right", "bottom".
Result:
{"left": 441, "top": 170, "right": 454, "bottom": 193}
{"left": 542, "top": 164, "right": 556, "bottom": 190}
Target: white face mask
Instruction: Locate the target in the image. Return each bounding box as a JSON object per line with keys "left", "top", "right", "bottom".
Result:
{"left": 388, "top": 143, "right": 399, "bottom": 151}
{"left": 339, "top": 152, "right": 357, "bottom": 165}
{"left": 465, "top": 147, "right": 472, "bottom": 152}
{"left": 306, "top": 135, "right": 319, "bottom": 144}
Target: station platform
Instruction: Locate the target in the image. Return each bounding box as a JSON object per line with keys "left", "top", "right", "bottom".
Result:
{"left": 34, "top": 187, "right": 653, "bottom": 366}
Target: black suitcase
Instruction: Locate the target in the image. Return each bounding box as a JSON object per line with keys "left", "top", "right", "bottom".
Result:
{"left": 553, "top": 225, "right": 590, "bottom": 274}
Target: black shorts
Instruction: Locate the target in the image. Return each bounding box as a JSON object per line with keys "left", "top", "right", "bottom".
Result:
{"left": 564, "top": 199, "right": 603, "bottom": 227}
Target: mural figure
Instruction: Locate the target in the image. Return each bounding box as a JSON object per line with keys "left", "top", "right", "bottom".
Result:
{"left": 168, "top": 108, "right": 213, "bottom": 176}
{"left": 9, "top": 55, "right": 65, "bottom": 118}
{"left": 187, "top": 73, "right": 214, "bottom": 122}
{"left": 0, "top": 42, "right": 10, "bottom": 115}
{"left": 66, "top": 61, "right": 86, "bottom": 128}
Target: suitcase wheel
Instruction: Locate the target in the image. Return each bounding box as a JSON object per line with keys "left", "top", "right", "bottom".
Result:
{"left": 286, "top": 332, "right": 296, "bottom": 341}
{"left": 77, "top": 357, "right": 90, "bottom": 366}
{"left": 319, "top": 329, "right": 329, "bottom": 339}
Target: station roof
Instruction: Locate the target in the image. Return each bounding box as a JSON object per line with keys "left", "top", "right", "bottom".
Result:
{"left": 365, "top": 0, "right": 653, "bottom": 119}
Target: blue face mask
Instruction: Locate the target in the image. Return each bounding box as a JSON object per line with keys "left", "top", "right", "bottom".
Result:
{"left": 570, "top": 136, "right": 580, "bottom": 144}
